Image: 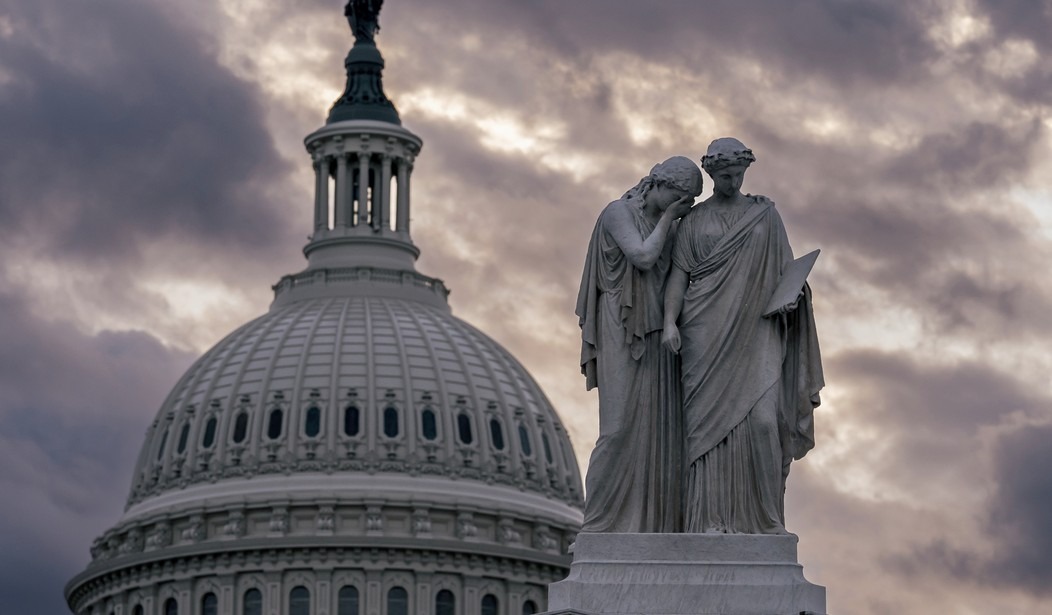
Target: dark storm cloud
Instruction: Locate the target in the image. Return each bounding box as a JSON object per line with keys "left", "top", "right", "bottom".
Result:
{"left": 883, "top": 121, "right": 1043, "bottom": 193}
{"left": 821, "top": 348, "right": 1052, "bottom": 510}
{"left": 807, "top": 350, "right": 1052, "bottom": 602}
{"left": 0, "top": 0, "right": 294, "bottom": 267}
{"left": 0, "top": 290, "right": 194, "bottom": 614}
{"left": 886, "top": 419, "right": 1052, "bottom": 597}
{"left": 387, "top": 0, "right": 936, "bottom": 88}
{"left": 763, "top": 119, "right": 1052, "bottom": 338}
{"left": 984, "top": 421, "right": 1052, "bottom": 593}
{"left": 0, "top": 1, "right": 289, "bottom": 610}
{"left": 833, "top": 349, "right": 1047, "bottom": 436}
{"left": 379, "top": 0, "right": 1052, "bottom": 348}
{"left": 974, "top": 0, "right": 1052, "bottom": 53}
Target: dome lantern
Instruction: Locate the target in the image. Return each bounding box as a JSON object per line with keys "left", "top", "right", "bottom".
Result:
{"left": 296, "top": 0, "right": 423, "bottom": 280}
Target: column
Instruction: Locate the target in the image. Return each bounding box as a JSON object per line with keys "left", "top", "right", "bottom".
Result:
{"left": 370, "top": 158, "right": 381, "bottom": 231}
{"left": 334, "top": 153, "right": 349, "bottom": 228}
{"left": 380, "top": 155, "right": 393, "bottom": 231}
{"left": 395, "top": 160, "right": 409, "bottom": 234}
{"left": 357, "top": 153, "right": 370, "bottom": 228}
{"left": 314, "top": 154, "right": 329, "bottom": 232}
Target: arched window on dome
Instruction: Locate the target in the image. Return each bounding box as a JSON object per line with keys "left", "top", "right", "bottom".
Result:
{"left": 242, "top": 588, "right": 263, "bottom": 615}
{"left": 344, "top": 405, "right": 360, "bottom": 437}
{"left": 337, "top": 586, "right": 359, "bottom": 615}
{"left": 232, "top": 412, "right": 249, "bottom": 444}
{"left": 383, "top": 406, "right": 399, "bottom": 438}
{"left": 289, "top": 586, "right": 310, "bottom": 615}
{"left": 457, "top": 413, "right": 473, "bottom": 444}
{"left": 201, "top": 417, "right": 218, "bottom": 449}
{"left": 489, "top": 418, "right": 505, "bottom": 450}
{"left": 267, "top": 408, "right": 284, "bottom": 440}
{"left": 522, "top": 600, "right": 538, "bottom": 615}
{"left": 421, "top": 408, "right": 438, "bottom": 440}
{"left": 481, "top": 593, "right": 499, "bottom": 615}
{"left": 542, "top": 432, "right": 554, "bottom": 464}
{"left": 518, "top": 424, "right": 532, "bottom": 457}
{"left": 387, "top": 587, "right": 408, "bottom": 615}
{"left": 305, "top": 405, "right": 322, "bottom": 438}
{"left": 201, "top": 592, "right": 218, "bottom": 615}
{"left": 132, "top": 605, "right": 144, "bottom": 615}
{"left": 176, "top": 422, "right": 190, "bottom": 454}
{"left": 435, "top": 589, "right": 455, "bottom": 615}
{"left": 163, "top": 597, "right": 178, "bottom": 615}
{"left": 155, "top": 428, "right": 169, "bottom": 461}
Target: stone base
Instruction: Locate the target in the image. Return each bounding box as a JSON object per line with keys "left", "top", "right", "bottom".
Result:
{"left": 544, "top": 533, "right": 826, "bottom": 615}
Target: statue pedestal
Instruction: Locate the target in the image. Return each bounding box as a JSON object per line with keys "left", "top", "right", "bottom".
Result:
{"left": 545, "top": 533, "right": 826, "bottom": 615}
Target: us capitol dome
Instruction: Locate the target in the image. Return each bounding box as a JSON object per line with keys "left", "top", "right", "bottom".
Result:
{"left": 64, "top": 4, "right": 584, "bottom": 614}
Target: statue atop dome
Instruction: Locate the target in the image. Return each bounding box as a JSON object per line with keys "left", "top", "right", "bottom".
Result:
{"left": 328, "top": 0, "right": 400, "bottom": 124}
{"left": 345, "top": 0, "right": 383, "bottom": 44}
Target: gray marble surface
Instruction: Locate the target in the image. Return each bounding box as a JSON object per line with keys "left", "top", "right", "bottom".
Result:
{"left": 547, "top": 533, "right": 826, "bottom": 615}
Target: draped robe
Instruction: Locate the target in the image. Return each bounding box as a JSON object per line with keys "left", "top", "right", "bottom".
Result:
{"left": 576, "top": 197, "right": 682, "bottom": 533}
{"left": 671, "top": 198, "right": 823, "bottom": 533}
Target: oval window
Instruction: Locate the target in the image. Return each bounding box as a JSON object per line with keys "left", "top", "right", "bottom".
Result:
{"left": 383, "top": 406, "right": 399, "bottom": 438}
{"left": 232, "top": 412, "right": 249, "bottom": 443}
{"left": 155, "top": 428, "right": 169, "bottom": 461}
{"left": 305, "top": 406, "right": 321, "bottom": 438}
{"left": 267, "top": 409, "right": 283, "bottom": 440}
{"left": 421, "top": 408, "right": 437, "bottom": 440}
{"left": 176, "top": 423, "right": 190, "bottom": 454}
{"left": 489, "top": 418, "right": 505, "bottom": 450}
{"left": 518, "top": 424, "right": 532, "bottom": 456}
{"left": 344, "top": 405, "right": 360, "bottom": 436}
{"left": 542, "top": 432, "right": 554, "bottom": 464}
{"left": 457, "top": 413, "right": 473, "bottom": 444}
{"left": 202, "top": 417, "right": 217, "bottom": 448}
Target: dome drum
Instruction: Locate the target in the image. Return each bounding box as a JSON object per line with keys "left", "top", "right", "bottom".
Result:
{"left": 67, "top": 543, "right": 562, "bottom": 615}
{"left": 271, "top": 265, "right": 449, "bottom": 310}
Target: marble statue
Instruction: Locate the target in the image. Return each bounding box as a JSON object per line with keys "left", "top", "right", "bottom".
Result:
{"left": 345, "top": 0, "right": 383, "bottom": 44}
{"left": 576, "top": 156, "right": 703, "bottom": 533}
{"left": 663, "top": 138, "right": 824, "bottom": 534}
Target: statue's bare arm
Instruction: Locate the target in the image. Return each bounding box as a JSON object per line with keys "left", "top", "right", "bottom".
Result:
{"left": 662, "top": 266, "right": 689, "bottom": 353}
{"left": 605, "top": 200, "right": 682, "bottom": 272}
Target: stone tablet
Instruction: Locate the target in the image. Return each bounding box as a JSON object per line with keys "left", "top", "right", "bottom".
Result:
{"left": 762, "top": 249, "right": 820, "bottom": 317}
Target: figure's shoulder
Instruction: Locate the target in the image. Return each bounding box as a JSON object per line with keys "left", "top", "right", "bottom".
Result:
{"left": 746, "top": 193, "right": 776, "bottom": 208}
{"left": 599, "top": 196, "right": 640, "bottom": 226}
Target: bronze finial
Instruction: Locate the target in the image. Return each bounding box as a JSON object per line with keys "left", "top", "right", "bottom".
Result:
{"left": 345, "top": 0, "right": 384, "bottom": 44}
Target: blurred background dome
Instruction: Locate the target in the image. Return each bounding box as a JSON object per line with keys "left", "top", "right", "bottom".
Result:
{"left": 65, "top": 4, "right": 583, "bottom": 614}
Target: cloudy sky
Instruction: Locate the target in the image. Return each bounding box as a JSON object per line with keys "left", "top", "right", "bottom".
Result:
{"left": 2, "top": 0, "right": 1052, "bottom": 613}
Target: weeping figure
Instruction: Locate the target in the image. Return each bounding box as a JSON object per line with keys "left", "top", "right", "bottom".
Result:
{"left": 577, "top": 156, "right": 703, "bottom": 533}
{"left": 663, "top": 138, "right": 824, "bottom": 535}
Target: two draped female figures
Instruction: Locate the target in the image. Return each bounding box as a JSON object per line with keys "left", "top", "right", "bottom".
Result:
{"left": 577, "top": 139, "right": 824, "bottom": 535}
